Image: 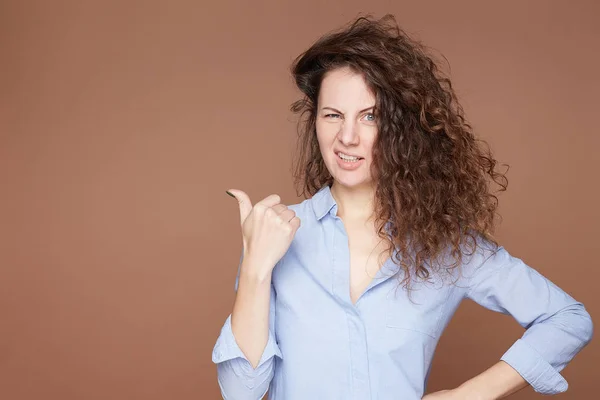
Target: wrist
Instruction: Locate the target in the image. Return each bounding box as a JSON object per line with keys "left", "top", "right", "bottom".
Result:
{"left": 239, "top": 258, "right": 274, "bottom": 285}
{"left": 454, "top": 382, "right": 488, "bottom": 400}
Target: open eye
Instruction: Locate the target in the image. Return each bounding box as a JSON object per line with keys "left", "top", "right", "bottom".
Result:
{"left": 363, "top": 113, "right": 375, "bottom": 122}
{"left": 324, "top": 113, "right": 342, "bottom": 119}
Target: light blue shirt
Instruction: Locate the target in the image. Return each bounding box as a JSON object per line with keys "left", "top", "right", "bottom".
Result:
{"left": 212, "top": 185, "right": 593, "bottom": 399}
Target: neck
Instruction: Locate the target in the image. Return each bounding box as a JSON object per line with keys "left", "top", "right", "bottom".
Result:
{"left": 330, "top": 181, "right": 376, "bottom": 222}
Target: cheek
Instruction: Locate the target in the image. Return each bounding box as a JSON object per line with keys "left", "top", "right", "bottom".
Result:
{"left": 362, "top": 130, "right": 378, "bottom": 157}
{"left": 315, "top": 123, "right": 336, "bottom": 149}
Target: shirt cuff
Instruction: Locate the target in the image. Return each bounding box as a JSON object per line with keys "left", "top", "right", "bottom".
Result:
{"left": 212, "top": 314, "right": 282, "bottom": 369}
{"left": 500, "top": 338, "right": 568, "bottom": 395}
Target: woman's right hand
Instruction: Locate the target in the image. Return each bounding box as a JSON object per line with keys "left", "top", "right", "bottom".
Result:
{"left": 227, "top": 189, "right": 301, "bottom": 277}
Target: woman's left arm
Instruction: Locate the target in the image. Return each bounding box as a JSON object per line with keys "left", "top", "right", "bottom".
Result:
{"left": 427, "top": 243, "right": 593, "bottom": 399}
{"left": 423, "top": 360, "right": 528, "bottom": 399}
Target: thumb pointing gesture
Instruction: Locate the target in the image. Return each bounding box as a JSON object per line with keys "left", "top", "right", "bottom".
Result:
{"left": 226, "top": 189, "right": 253, "bottom": 226}
{"left": 226, "top": 189, "right": 299, "bottom": 276}
{"left": 226, "top": 189, "right": 289, "bottom": 264}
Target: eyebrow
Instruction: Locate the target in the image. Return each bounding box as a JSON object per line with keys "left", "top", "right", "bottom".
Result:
{"left": 320, "top": 106, "right": 375, "bottom": 114}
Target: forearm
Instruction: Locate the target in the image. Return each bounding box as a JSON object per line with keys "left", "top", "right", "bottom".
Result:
{"left": 456, "top": 361, "right": 528, "bottom": 400}
{"left": 231, "top": 258, "right": 274, "bottom": 368}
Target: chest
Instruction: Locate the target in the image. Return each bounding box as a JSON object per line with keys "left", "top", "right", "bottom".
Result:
{"left": 272, "top": 218, "right": 460, "bottom": 343}
{"left": 344, "top": 221, "right": 390, "bottom": 304}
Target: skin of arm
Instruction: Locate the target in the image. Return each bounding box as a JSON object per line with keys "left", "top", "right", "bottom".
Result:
{"left": 230, "top": 258, "right": 274, "bottom": 369}
{"left": 424, "top": 361, "right": 528, "bottom": 399}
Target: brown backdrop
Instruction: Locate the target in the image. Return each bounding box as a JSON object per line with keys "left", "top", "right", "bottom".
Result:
{"left": 1, "top": 1, "right": 598, "bottom": 399}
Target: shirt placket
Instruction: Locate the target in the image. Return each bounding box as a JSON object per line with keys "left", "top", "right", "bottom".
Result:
{"left": 332, "top": 216, "right": 372, "bottom": 400}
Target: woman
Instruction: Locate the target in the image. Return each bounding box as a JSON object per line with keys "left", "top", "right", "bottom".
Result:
{"left": 212, "top": 14, "right": 593, "bottom": 400}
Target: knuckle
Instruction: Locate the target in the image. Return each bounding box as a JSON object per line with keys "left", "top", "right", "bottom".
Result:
{"left": 266, "top": 194, "right": 281, "bottom": 203}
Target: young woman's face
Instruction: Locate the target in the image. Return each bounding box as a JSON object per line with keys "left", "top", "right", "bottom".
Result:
{"left": 316, "top": 67, "right": 377, "bottom": 189}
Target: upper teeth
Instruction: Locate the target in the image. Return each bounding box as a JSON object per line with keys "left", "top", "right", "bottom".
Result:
{"left": 338, "top": 152, "right": 360, "bottom": 160}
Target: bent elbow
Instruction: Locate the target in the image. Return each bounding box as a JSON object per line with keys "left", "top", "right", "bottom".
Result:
{"left": 564, "top": 302, "right": 594, "bottom": 346}
{"left": 580, "top": 307, "right": 594, "bottom": 346}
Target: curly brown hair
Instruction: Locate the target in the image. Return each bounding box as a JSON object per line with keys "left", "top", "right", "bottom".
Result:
{"left": 289, "top": 14, "right": 509, "bottom": 287}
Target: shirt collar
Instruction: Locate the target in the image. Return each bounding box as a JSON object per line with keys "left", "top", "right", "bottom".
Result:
{"left": 311, "top": 184, "right": 337, "bottom": 220}
{"left": 311, "top": 184, "right": 395, "bottom": 236}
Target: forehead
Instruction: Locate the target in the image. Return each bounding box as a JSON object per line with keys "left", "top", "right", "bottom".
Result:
{"left": 318, "top": 67, "right": 375, "bottom": 109}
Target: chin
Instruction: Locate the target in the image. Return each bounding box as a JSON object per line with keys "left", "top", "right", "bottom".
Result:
{"left": 332, "top": 175, "right": 372, "bottom": 189}
{"left": 326, "top": 160, "right": 373, "bottom": 188}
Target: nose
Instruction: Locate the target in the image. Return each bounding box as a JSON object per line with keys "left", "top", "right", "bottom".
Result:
{"left": 337, "top": 119, "right": 360, "bottom": 146}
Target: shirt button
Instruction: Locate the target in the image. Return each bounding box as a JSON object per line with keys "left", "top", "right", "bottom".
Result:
{"left": 354, "top": 370, "right": 367, "bottom": 383}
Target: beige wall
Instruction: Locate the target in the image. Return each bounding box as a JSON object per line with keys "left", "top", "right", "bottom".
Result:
{"left": 1, "top": 1, "right": 598, "bottom": 399}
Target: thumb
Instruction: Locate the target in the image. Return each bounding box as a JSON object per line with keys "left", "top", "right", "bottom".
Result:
{"left": 226, "top": 189, "right": 252, "bottom": 225}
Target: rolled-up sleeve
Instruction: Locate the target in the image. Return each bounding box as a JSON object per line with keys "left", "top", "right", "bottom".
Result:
{"left": 212, "top": 254, "right": 282, "bottom": 399}
{"left": 464, "top": 244, "right": 593, "bottom": 395}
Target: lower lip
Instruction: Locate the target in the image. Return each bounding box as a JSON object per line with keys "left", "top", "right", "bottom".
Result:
{"left": 335, "top": 154, "right": 364, "bottom": 170}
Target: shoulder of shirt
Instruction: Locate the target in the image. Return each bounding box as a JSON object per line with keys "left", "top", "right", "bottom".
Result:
{"left": 457, "top": 233, "right": 510, "bottom": 277}
{"left": 286, "top": 197, "right": 315, "bottom": 221}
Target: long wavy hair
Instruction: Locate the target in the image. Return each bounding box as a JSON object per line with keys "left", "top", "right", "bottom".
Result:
{"left": 289, "top": 14, "right": 509, "bottom": 287}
